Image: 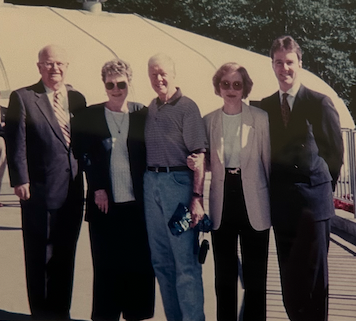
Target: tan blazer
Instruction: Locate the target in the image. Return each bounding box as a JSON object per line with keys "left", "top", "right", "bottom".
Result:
{"left": 204, "top": 102, "right": 271, "bottom": 231}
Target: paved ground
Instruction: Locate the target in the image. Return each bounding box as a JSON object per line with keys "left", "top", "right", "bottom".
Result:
{"left": 0, "top": 169, "right": 355, "bottom": 320}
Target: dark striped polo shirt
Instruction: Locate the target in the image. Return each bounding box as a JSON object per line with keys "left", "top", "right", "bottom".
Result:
{"left": 145, "top": 88, "right": 207, "bottom": 167}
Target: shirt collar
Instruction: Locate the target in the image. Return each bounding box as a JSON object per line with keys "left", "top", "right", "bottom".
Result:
{"left": 279, "top": 81, "right": 301, "bottom": 100}
{"left": 44, "top": 84, "right": 67, "bottom": 96}
{"left": 156, "top": 87, "right": 182, "bottom": 106}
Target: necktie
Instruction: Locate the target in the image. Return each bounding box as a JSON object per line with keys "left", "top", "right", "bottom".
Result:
{"left": 281, "top": 93, "right": 291, "bottom": 127}
{"left": 53, "top": 91, "right": 70, "bottom": 146}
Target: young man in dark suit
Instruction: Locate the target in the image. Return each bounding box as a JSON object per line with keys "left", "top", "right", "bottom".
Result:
{"left": 5, "top": 44, "right": 86, "bottom": 320}
{"left": 260, "top": 36, "right": 343, "bottom": 321}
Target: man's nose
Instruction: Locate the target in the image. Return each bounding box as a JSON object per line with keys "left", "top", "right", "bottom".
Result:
{"left": 156, "top": 74, "right": 163, "bottom": 81}
{"left": 283, "top": 63, "right": 289, "bottom": 70}
{"left": 51, "top": 62, "right": 60, "bottom": 71}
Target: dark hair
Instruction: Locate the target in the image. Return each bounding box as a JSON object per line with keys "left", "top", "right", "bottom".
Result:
{"left": 212, "top": 62, "right": 253, "bottom": 99}
{"left": 270, "top": 35, "right": 302, "bottom": 61}
{"left": 101, "top": 58, "right": 132, "bottom": 83}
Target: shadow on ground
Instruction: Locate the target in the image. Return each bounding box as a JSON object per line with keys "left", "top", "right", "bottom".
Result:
{"left": 0, "top": 310, "right": 88, "bottom": 321}
{"left": 0, "top": 310, "right": 31, "bottom": 320}
{"left": 0, "top": 227, "right": 22, "bottom": 230}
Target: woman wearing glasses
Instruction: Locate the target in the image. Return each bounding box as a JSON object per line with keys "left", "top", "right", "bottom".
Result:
{"left": 74, "top": 59, "right": 154, "bottom": 321}
{"left": 188, "top": 62, "right": 271, "bottom": 320}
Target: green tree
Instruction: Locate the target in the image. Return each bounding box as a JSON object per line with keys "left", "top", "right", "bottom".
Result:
{"left": 103, "top": 0, "right": 356, "bottom": 106}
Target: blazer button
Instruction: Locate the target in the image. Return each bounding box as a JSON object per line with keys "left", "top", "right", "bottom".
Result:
{"left": 294, "top": 165, "right": 298, "bottom": 169}
{"left": 301, "top": 144, "right": 305, "bottom": 147}
{"left": 66, "top": 168, "right": 70, "bottom": 172}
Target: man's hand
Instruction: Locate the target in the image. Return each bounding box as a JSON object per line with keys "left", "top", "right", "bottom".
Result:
{"left": 189, "top": 196, "right": 204, "bottom": 228}
{"left": 94, "top": 189, "right": 109, "bottom": 214}
{"left": 14, "top": 183, "right": 30, "bottom": 200}
{"left": 187, "top": 151, "right": 205, "bottom": 227}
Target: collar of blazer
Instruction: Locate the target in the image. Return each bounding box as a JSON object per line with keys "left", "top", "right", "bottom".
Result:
{"left": 290, "top": 83, "right": 307, "bottom": 109}
{"left": 33, "top": 80, "right": 71, "bottom": 149}
{"left": 210, "top": 102, "right": 255, "bottom": 170}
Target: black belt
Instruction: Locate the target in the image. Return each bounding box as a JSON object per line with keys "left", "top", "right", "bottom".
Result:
{"left": 147, "top": 166, "right": 190, "bottom": 173}
{"left": 225, "top": 167, "right": 241, "bottom": 175}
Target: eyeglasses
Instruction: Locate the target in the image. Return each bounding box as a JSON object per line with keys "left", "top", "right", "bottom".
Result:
{"left": 105, "top": 81, "right": 127, "bottom": 90}
{"left": 39, "top": 61, "right": 68, "bottom": 69}
{"left": 219, "top": 80, "right": 243, "bottom": 91}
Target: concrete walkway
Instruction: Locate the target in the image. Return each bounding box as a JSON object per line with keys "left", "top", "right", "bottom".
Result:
{"left": 1, "top": 171, "right": 355, "bottom": 320}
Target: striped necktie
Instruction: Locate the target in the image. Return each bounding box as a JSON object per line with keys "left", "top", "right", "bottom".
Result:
{"left": 53, "top": 91, "right": 70, "bottom": 146}
{"left": 281, "top": 93, "right": 291, "bottom": 127}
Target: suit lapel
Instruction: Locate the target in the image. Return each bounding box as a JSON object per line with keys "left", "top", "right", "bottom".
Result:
{"left": 97, "top": 105, "right": 113, "bottom": 152}
{"left": 270, "top": 91, "right": 284, "bottom": 126}
{"left": 33, "top": 82, "right": 68, "bottom": 148}
{"left": 211, "top": 109, "right": 224, "bottom": 165}
{"left": 240, "top": 102, "right": 254, "bottom": 170}
{"left": 289, "top": 85, "right": 305, "bottom": 116}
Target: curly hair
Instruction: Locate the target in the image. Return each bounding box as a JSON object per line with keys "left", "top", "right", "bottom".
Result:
{"left": 101, "top": 58, "right": 132, "bottom": 83}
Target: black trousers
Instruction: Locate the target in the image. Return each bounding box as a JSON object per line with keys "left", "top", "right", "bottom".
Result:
{"left": 212, "top": 172, "right": 270, "bottom": 321}
{"left": 21, "top": 180, "right": 83, "bottom": 320}
{"left": 89, "top": 201, "right": 155, "bottom": 321}
{"left": 270, "top": 180, "right": 331, "bottom": 321}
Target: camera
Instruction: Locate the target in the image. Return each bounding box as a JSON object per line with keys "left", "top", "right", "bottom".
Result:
{"left": 168, "top": 203, "right": 192, "bottom": 236}
{"left": 168, "top": 203, "right": 212, "bottom": 236}
{"left": 198, "top": 239, "right": 210, "bottom": 264}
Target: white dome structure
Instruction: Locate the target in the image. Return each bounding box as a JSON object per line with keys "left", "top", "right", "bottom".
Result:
{"left": 0, "top": 2, "right": 354, "bottom": 128}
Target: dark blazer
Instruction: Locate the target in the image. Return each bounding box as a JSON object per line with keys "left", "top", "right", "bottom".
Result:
{"left": 73, "top": 102, "right": 148, "bottom": 221}
{"left": 260, "top": 84, "right": 343, "bottom": 223}
{"left": 5, "top": 80, "right": 86, "bottom": 209}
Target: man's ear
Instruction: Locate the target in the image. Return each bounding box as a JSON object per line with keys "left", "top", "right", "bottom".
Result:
{"left": 299, "top": 60, "right": 302, "bottom": 68}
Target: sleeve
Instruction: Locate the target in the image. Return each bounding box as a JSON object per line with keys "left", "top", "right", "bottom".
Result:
{"left": 203, "top": 115, "right": 211, "bottom": 172}
{"left": 183, "top": 101, "right": 208, "bottom": 153}
{"left": 312, "top": 95, "right": 344, "bottom": 189}
{"left": 5, "top": 91, "right": 29, "bottom": 187}
{"left": 260, "top": 111, "right": 271, "bottom": 183}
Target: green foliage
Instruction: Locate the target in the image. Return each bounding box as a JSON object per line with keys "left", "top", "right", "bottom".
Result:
{"left": 103, "top": 0, "right": 356, "bottom": 106}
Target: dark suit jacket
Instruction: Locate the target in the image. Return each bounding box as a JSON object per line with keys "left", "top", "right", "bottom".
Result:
{"left": 5, "top": 80, "right": 86, "bottom": 209}
{"left": 260, "top": 84, "right": 343, "bottom": 223}
{"left": 72, "top": 102, "right": 148, "bottom": 221}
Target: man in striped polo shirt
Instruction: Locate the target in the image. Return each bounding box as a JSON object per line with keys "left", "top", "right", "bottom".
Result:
{"left": 144, "top": 53, "right": 207, "bottom": 321}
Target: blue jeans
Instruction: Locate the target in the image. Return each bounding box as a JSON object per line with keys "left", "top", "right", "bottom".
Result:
{"left": 144, "top": 170, "right": 205, "bottom": 321}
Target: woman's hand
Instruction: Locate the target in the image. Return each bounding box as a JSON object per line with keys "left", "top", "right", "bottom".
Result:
{"left": 187, "top": 153, "right": 204, "bottom": 171}
{"left": 94, "top": 189, "right": 109, "bottom": 214}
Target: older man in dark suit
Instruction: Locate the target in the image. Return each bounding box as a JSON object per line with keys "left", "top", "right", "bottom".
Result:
{"left": 260, "top": 36, "right": 343, "bottom": 321}
{"left": 6, "top": 44, "right": 86, "bottom": 320}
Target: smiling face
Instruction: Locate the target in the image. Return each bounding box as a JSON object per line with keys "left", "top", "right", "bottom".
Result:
{"left": 148, "top": 59, "right": 176, "bottom": 102}
{"left": 37, "top": 45, "right": 68, "bottom": 91}
{"left": 272, "top": 49, "right": 302, "bottom": 92}
{"left": 105, "top": 74, "right": 128, "bottom": 106}
{"left": 219, "top": 71, "right": 244, "bottom": 106}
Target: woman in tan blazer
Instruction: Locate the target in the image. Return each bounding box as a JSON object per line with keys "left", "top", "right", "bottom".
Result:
{"left": 189, "top": 63, "right": 271, "bottom": 320}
